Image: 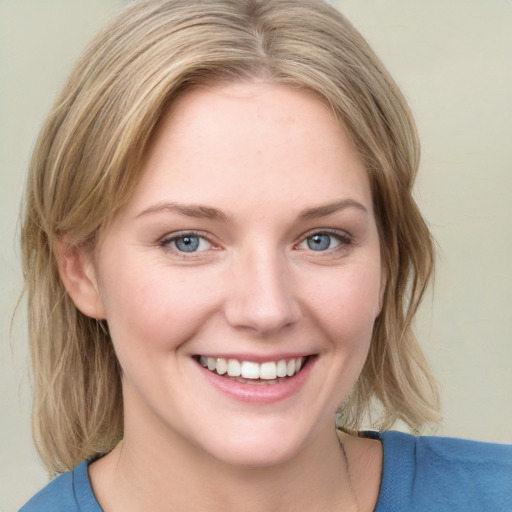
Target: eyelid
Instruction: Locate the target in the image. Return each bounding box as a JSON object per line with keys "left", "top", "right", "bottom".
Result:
{"left": 299, "top": 228, "right": 352, "bottom": 243}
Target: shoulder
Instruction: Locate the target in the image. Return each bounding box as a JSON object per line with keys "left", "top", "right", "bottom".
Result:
{"left": 370, "top": 430, "right": 512, "bottom": 512}
{"left": 19, "top": 460, "right": 102, "bottom": 512}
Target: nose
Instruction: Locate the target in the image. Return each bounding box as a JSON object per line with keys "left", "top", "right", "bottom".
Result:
{"left": 223, "top": 245, "right": 301, "bottom": 335}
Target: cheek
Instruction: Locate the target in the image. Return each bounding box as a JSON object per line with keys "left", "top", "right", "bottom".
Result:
{"left": 98, "top": 260, "right": 221, "bottom": 359}
{"left": 304, "top": 262, "right": 382, "bottom": 345}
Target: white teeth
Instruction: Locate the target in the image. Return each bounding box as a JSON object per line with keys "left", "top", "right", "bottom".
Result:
{"left": 276, "top": 359, "right": 288, "bottom": 378}
{"left": 216, "top": 358, "right": 227, "bottom": 375}
{"left": 241, "top": 361, "right": 260, "bottom": 379}
{"left": 260, "top": 362, "right": 277, "bottom": 380}
{"left": 227, "top": 359, "right": 241, "bottom": 377}
{"left": 200, "top": 356, "right": 306, "bottom": 380}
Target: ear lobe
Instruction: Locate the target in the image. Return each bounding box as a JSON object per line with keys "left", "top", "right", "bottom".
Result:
{"left": 54, "top": 239, "right": 106, "bottom": 320}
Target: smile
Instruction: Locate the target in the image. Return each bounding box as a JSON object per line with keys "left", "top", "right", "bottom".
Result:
{"left": 198, "top": 356, "right": 306, "bottom": 381}
{"left": 195, "top": 354, "right": 315, "bottom": 403}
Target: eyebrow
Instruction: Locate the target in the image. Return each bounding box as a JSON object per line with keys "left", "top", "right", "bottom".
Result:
{"left": 136, "top": 198, "right": 367, "bottom": 222}
{"left": 298, "top": 199, "right": 368, "bottom": 220}
{"left": 137, "top": 202, "right": 228, "bottom": 221}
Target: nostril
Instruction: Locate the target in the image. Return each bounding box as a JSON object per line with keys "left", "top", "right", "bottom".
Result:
{"left": 223, "top": 297, "right": 301, "bottom": 334}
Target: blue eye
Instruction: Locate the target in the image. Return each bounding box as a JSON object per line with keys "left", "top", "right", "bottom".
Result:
{"left": 299, "top": 231, "right": 349, "bottom": 252}
{"left": 175, "top": 236, "right": 200, "bottom": 252}
{"left": 162, "top": 233, "right": 211, "bottom": 253}
{"left": 307, "top": 234, "right": 336, "bottom": 251}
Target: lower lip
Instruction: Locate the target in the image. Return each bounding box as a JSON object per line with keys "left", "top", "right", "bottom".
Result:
{"left": 197, "top": 358, "right": 314, "bottom": 404}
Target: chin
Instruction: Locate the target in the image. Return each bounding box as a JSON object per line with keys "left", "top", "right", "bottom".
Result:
{"left": 194, "top": 418, "right": 320, "bottom": 469}
{"left": 208, "top": 437, "right": 301, "bottom": 469}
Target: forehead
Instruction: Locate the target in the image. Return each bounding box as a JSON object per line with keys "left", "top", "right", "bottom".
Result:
{"left": 126, "top": 82, "right": 372, "bottom": 218}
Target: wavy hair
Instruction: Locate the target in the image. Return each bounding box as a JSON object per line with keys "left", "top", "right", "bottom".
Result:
{"left": 21, "top": 0, "right": 439, "bottom": 474}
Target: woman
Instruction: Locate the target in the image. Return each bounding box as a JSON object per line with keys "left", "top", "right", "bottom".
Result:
{"left": 19, "top": 0, "right": 511, "bottom": 511}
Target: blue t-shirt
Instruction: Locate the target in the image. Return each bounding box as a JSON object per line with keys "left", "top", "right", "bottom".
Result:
{"left": 19, "top": 431, "right": 512, "bottom": 511}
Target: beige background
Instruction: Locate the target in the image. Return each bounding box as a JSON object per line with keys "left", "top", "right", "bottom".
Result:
{"left": 1, "top": 1, "right": 510, "bottom": 510}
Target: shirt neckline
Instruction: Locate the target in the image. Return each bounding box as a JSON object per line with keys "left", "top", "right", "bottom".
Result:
{"left": 75, "top": 430, "right": 413, "bottom": 512}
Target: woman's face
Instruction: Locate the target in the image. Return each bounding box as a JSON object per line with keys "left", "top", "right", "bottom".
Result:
{"left": 86, "top": 82, "right": 385, "bottom": 467}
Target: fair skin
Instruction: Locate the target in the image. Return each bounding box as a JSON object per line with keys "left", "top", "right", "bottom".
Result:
{"left": 58, "top": 82, "right": 384, "bottom": 511}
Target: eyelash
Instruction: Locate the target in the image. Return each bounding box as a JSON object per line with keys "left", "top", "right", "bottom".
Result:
{"left": 159, "top": 228, "right": 353, "bottom": 257}
{"left": 159, "top": 231, "right": 215, "bottom": 255}
{"left": 296, "top": 229, "right": 353, "bottom": 253}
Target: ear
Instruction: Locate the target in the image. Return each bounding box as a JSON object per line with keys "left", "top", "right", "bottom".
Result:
{"left": 54, "top": 239, "right": 106, "bottom": 319}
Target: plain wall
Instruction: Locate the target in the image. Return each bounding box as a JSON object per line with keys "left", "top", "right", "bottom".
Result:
{"left": 1, "top": 1, "right": 510, "bottom": 510}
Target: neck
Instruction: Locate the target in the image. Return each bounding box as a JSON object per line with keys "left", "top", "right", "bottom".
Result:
{"left": 90, "top": 421, "right": 357, "bottom": 512}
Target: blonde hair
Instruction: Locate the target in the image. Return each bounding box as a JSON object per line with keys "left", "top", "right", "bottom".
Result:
{"left": 21, "top": 0, "right": 439, "bottom": 474}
